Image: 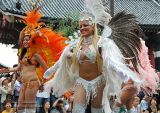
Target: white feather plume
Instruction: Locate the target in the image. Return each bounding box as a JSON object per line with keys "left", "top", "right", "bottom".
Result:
{"left": 99, "top": 26, "right": 141, "bottom": 113}
{"left": 44, "top": 46, "right": 78, "bottom": 96}
{"left": 84, "top": 0, "right": 111, "bottom": 25}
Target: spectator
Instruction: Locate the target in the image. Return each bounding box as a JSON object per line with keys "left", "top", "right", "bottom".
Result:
{"left": 156, "top": 82, "right": 160, "bottom": 110}
{"left": 36, "top": 88, "right": 50, "bottom": 113}
{"left": 2, "top": 99, "right": 15, "bottom": 113}
{"left": 40, "top": 100, "right": 51, "bottom": 113}
{"left": 1, "top": 76, "right": 15, "bottom": 110}
{"left": 138, "top": 91, "right": 145, "bottom": 101}
{"left": 148, "top": 97, "right": 158, "bottom": 113}
{"left": 140, "top": 95, "right": 150, "bottom": 112}
{"left": 6, "top": 73, "right": 16, "bottom": 101}
{"left": 51, "top": 97, "right": 67, "bottom": 113}
{"left": 0, "top": 76, "right": 3, "bottom": 111}
{"left": 50, "top": 88, "right": 58, "bottom": 109}
{"left": 132, "top": 96, "right": 141, "bottom": 113}
{"left": 14, "top": 73, "right": 21, "bottom": 108}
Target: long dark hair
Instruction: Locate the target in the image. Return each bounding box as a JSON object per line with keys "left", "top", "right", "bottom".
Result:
{"left": 19, "top": 48, "right": 32, "bottom": 65}
{"left": 19, "top": 47, "right": 40, "bottom": 67}
{"left": 19, "top": 48, "right": 27, "bottom": 61}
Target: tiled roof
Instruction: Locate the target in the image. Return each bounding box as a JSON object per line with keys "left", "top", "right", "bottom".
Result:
{"left": 0, "top": 15, "right": 25, "bottom": 45}
{"left": 0, "top": 0, "right": 160, "bottom": 25}
{"left": 0, "top": 0, "right": 85, "bottom": 19}
{"left": 114, "top": 0, "right": 160, "bottom": 25}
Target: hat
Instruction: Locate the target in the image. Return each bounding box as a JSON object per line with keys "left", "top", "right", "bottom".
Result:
{"left": 0, "top": 77, "right": 7, "bottom": 87}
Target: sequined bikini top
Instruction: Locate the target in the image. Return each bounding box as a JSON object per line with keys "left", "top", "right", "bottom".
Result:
{"left": 20, "top": 55, "right": 38, "bottom": 66}
{"left": 77, "top": 44, "right": 96, "bottom": 64}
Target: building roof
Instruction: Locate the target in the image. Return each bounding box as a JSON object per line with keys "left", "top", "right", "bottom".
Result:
{"left": 0, "top": 0, "right": 160, "bottom": 25}
{"left": 0, "top": 14, "right": 25, "bottom": 45}
{"left": 0, "top": 0, "right": 85, "bottom": 19}
{"left": 114, "top": 0, "right": 160, "bottom": 25}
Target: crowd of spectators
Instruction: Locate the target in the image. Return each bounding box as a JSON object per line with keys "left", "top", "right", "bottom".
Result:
{"left": 0, "top": 66, "right": 160, "bottom": 113}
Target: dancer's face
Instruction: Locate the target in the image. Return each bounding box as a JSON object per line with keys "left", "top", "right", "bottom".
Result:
{"left": 23, "top": 35, "right": 30, "bottom": 48}
{"left": 79, "top": 20, "right": 94, "bottom": 38}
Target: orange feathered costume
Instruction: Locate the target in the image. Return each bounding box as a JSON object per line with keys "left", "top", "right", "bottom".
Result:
{"left": 19, "top": 8, "right": 67, "bottom": 82}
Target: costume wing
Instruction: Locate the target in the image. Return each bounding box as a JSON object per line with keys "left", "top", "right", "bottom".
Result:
{"left": 108, "top": 11, "right": 142, "bottom": 71}
{"left": 137, "top": 39, "right": 159, "bottom": 93}
{"left": 107, "top": 11, "right": 159, "bottom": 93}
{"left": 98, "top": 35, "right": 141, "bottom": 112}
{"left": 98, "top": 12, "right": 143, "bottom": 112}
{"left": 30, "top": 28, "right": 67, "bottom": 82}
{"left": 44, "top": 45, "right": 78, "bottom": 96}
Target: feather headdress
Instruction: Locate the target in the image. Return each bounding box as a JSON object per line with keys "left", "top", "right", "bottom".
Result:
{"left": 25, "top": 7, "right": 42, "bottom": 27}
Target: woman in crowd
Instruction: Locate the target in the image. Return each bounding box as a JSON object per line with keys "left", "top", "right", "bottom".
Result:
{"left": 40, "top": 100, "right": 51, "bottom": 113}
{"left": 51, "top": 97, "right": 67, "bottom": 113}
{"left": 43, "top": 0, "right": 159, "bottom": 113}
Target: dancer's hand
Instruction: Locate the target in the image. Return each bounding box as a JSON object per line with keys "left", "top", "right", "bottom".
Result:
{"left": 69, "top": 96, "right": 74, "bottom": 102}
{"left": 39, "top": 86, "right": 44, "bottom": 92}
{"left": 39, "top": 83, "right": 44, "bottom": 92}
{"left": 39, "top": 78, "right": 47, "bottom": 92}
{"left": 64, "top": 90, "right": 74, "bottom": 100}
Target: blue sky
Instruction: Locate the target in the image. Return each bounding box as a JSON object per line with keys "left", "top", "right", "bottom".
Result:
{"left": 0, "top": 43, "right": 18, "bottom": 67}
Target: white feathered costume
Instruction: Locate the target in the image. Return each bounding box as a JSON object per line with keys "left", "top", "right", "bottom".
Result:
{"left": 43, "top": 0, "right": 159, "bottom": 112}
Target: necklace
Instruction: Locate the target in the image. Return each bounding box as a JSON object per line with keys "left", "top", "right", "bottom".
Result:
{"left": 82, "top": 35, "right": 93, "bottom": 45}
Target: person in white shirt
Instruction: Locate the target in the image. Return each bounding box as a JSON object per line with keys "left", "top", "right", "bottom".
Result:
{"left": 14, "top": 73, "right": 21, "bottom": 107}
{"left": 140, "top": 95, "right": 149, "bottom": 112}
{"left": 36, "top": 87, "right": 50, "bottom": 113}
{"left": 1, "top": 76, "right": 15, "bottom": 108}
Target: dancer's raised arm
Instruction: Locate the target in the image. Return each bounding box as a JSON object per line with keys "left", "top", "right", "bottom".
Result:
{"left": 0, "top": 64, "right": 21, "bottom": 73}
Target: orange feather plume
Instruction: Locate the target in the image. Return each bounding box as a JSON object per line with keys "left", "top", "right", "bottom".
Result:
{"left": 20, "top": 8, "right": 68, "bottom": 82}
{"left": 29, "top": 27, "right": 68, "bottom": 82}
{"left": 25, "top": 8, "right": 42, "bottom": 27}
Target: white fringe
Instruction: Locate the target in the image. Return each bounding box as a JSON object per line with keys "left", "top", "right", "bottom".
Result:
{"left": 44, "top": 46, "right": 78, "bottom": 96}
